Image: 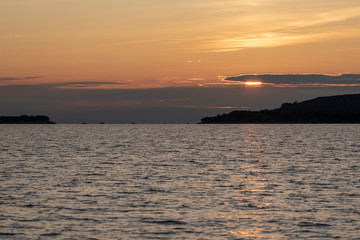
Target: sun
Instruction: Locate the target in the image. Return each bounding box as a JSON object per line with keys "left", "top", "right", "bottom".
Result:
{"left": 244, "top": 81, "right": 263, "bottom": 86}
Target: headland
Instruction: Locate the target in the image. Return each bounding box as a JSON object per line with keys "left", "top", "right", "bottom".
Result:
{"left": 200, "top": 94, "right": 360, "bottom": 124}
{"left": 0, "top": 115, "right": 56, "bottom": 124}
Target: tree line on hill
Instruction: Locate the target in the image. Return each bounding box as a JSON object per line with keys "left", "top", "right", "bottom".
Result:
{"left": 200, "top": 94, "right": 360, "bottom": 123}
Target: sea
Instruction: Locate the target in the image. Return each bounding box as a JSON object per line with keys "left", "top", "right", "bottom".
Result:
{"left": 0, "top": 124, "right": 359, "bottom": 239}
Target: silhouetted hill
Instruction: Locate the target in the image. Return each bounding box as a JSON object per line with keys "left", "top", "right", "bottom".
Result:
{"left": 0, "top": 115, "right": 56, "bottom": 124}
{"left": 200, "top": 94, "right": 360, "bottom": 123}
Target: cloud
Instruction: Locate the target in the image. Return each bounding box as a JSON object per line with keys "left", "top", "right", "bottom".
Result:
{"left": 225, "top": 74, "right": 360, "bottom": 86}
{"left": 57, "top": 81, "right": 128, "bottom": 89}
{"left": 0, "top": 76, "right": 41, "bottom": 81}
{"left": 285, "top": 6, "right": 360, "bottom": 29}
{"left": 0, "top": 78, "right": 129, "bottom": 89}
{"left": 180, "top": 4, "right": 360, "bottom": 52}
{"left": 183, "top": 105, "right": 248, "bottom": 109}
{"left": 204, "top": 32, "right": 349, "bottom": 52}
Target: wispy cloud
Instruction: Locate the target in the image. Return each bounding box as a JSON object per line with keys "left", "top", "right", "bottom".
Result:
{"left": 285, "top": 7, "right": 360, "bottom": 29}
{"left": 0, "top": 78, "right": 132, "bottom": 89}
{"left": 203, "top": 32, "right": 336, "bottom": 52}
{"left": 200, "top": 6, "right": 360, "bottom": 52}
{"left": 0, "top": 76, "right": 40, "bottom": 81}
{"left": 58, "top": 81, "right": 128, "bottom": 89}
{"left": 152, "top": 2, "right": 360, "bottom": 52}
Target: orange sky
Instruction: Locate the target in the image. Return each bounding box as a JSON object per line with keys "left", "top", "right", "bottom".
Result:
{"left": 1, "top": 0, "right": 360, "bottom": 89}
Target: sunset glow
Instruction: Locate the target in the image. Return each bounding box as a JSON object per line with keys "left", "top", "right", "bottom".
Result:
{"left": 245, "top": 81, "right": 263, "bottom": 86}
{"left": 0, "top": 0, "right": 359, "bottom": 89}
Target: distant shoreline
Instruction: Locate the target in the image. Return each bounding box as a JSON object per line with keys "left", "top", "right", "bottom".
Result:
{"left": 0, "top": 115, "right": 56, "bottom": 124}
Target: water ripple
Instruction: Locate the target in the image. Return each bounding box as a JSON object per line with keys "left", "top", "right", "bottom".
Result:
{"left": 0, "top": 124, "right": 359, "bottom": 239}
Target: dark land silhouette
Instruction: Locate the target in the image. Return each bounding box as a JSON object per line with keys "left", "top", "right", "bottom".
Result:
{"left": 0, "top": 115, "right": 56, "bottom": 124}
{"left": 200, "top": 94, "right": 360, "bottom": 124}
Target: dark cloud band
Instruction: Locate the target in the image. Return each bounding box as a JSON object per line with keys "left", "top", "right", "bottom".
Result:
{"left": 225, "top": 74, "right": 360, "bottom": 85}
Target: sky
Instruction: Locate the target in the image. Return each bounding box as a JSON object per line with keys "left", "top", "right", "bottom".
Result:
{"left": 1, "top": 0, "right": 360, "bottom": 123}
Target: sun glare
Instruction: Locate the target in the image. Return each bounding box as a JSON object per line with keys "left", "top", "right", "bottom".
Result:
{"left": 244, "top": 81, "right": 263, "bottom": 86}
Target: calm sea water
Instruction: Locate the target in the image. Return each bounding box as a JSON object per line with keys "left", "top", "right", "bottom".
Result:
{"left": 0, "top": 124, "right": 359, "bottom": 239}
